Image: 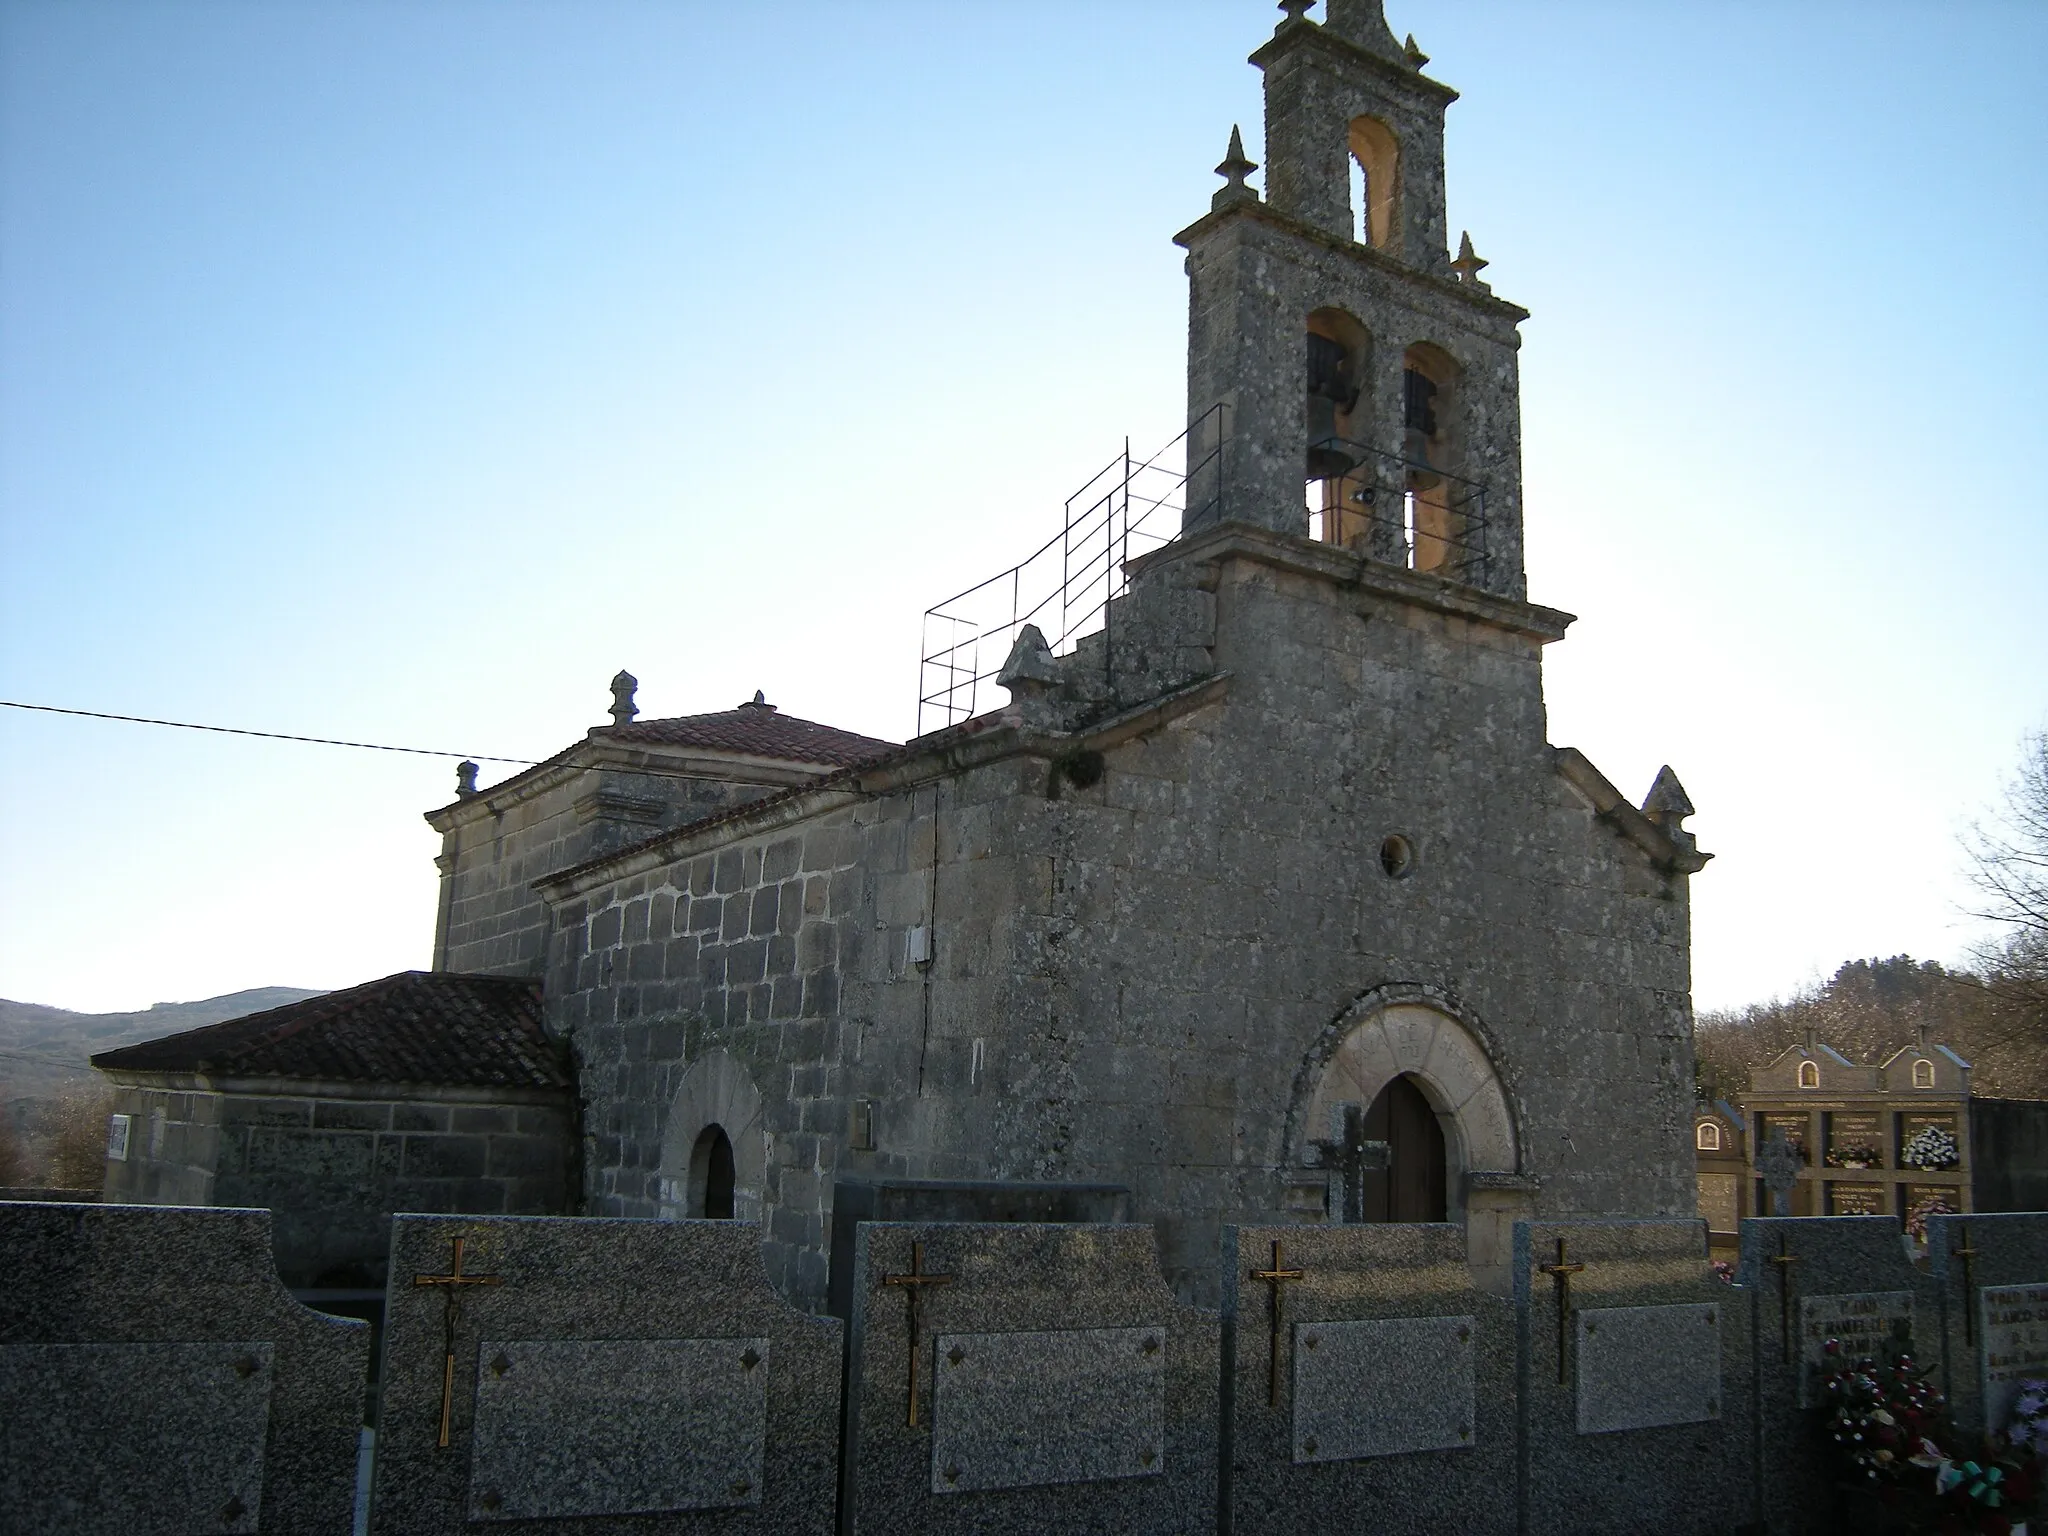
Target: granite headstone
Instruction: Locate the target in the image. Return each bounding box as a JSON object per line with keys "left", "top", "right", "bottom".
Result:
{"left": 1739, "top": 1214, "right": 1943, "bottom": 1536}
{"left": 843, "top": 1222, "right": 1219, "bottom": 1534}
{"left": 0, "top": 1201, "right": 368, "bottom": 1536}
{"left": 369, "top": 1214, "right": 841, "bottom": 1535}
{"left": 1929, "top": 1212, "right": 2048, "bottom": 1436}
{"left": 1224, "top": 1224, "right": 1513, "bottom": 1536}
{"left": 1515, "top": 1219, "right": 1751, "bottom": 1536}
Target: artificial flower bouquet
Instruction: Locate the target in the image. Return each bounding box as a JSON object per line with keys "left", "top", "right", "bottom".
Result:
{"left": 1816, "top": 1339, "right": 2040, "bottom": 1533}
{"left": 1902, "top": 1125, "right": 1962, "bottom": 1171}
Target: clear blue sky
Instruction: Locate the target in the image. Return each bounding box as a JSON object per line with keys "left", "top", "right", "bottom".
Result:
{"left": 2, "top": 1, "right": 2043, "bottom": 1015}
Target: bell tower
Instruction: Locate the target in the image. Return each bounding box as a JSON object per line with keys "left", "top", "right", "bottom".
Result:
{"left": 1179, "top": 0, "right": 1532, "bottom": 602}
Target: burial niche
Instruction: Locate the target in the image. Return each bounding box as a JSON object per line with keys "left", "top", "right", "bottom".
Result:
{"left": 690, "top": 1124, "right": 737, "bottom": 1219}
{"left": 1358, "top": 1073, "right": 1448, "bottom": 1222}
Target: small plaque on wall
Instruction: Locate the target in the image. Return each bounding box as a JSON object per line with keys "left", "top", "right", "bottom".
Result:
{"left": 1827, "top": 1183, "right": 1887, "bottom": 1216}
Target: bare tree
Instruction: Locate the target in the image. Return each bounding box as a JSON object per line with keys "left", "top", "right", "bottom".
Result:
{"left": 0, "top": 1103, "right": 27, "bottom": 1187}
{"left": 1963, "top": 730, "right": 2048, "bottom": 1015}
{"left": 40, "top": 1086, "right": 112, "bottom": 1191}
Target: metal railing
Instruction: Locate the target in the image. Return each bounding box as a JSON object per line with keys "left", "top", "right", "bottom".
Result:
{"left": 916, "top": 405, "right": 1227, "bottom": 736}
{"left": 1305, "top": 438, "right": 1491, "bottom": 584}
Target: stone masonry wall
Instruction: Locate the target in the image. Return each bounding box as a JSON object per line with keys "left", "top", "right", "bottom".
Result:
{"left": 103, "top": 1085, "right": 218, "bottom": 1206}
{"left": 555, "top": 528, "right": 1699, "bottom": 1312}
{"left": 434, "top": 764, "right": 780, "bottom": 978}
{"left": 104, "top": 1083, "right": 574, "bottom": 1286}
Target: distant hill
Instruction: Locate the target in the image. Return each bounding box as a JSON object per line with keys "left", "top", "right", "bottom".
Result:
{"left": 0, "top": 988, "right": 326, "bottom": 1126}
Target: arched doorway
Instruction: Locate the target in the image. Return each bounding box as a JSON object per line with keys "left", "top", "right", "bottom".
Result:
{"left": 1358, "top": 1073, "right": 1447, "bottom": 1221}
{"left": 689, "top": 1125, "right": 736, "bottom": 1219}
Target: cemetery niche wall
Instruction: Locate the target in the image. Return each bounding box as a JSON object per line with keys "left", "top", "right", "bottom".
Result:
{"left": 12, "top": 1201, "right": 2048, "bottom": 1534}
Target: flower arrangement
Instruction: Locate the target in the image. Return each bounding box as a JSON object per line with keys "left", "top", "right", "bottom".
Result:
{"left": 1829, "top": 1143, "right": 1887, "bottom": 1169}
{"left": 1815, "top": 1338, "right": 2039, "bottom": 1533}
{"left": 2007, "top": 1382, "right": 2048, "bottom": 1460}
{"left": 1903, "top": 1125, "right": 1962, "bottom": 1171}
{"left": 1907, "top": 1194, "right": 1959, "bottom": 1245}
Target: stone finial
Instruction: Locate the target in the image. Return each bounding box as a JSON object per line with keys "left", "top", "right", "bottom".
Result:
{"left": 742, "top": 690, "right": 774, "bottom": 711}
{"left": 608, "top": 670, "right": 639, "bottom": 726}
{"left": 1323, "top": 0, "right": 1407, "bottom": 63}
{"left": 1403, "top": 32, "right": 1429, "bottom": 68}
{"left": 1276, "top": 0, "right": 1314, "bottom": 29}
{"left": 996, "top": 624, "right": 1060, "bottom": 698}
{"left": 1450, "top": 231, "right": 1492, "bottom": 291}
{"left": 455, "top": 760, "right": 479, "bottom": 798}
{"left": 1640, "top": 765, "right": 1695, "bottom": 828}
{"left": 1641, "top": 765, "right": 1696, "bottom": 853}
{"left": 1212, "top": 125, "right": 1259, "bottom": 211}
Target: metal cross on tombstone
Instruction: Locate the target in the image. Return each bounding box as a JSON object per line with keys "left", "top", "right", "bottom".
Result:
{"left": 1250, "top": 1239, "right": 1306, "bottom": 1409}
{"left": 1769, "top": 1229, "right": 1802, "bottom": 1365}
{"left": 1757, "top": 1127, "right": 1801, "bottom": 1218}
{"left": 1952, "top": 1221, "right": 1981, "bottom": 1346}
{"left": 412, "top": 1235, "right": 502, "bottom": 1449}
{"left": 1310, "top": 1103, "right": 1391, "bottom": 1224}
{"left": 881, "top": 1240, "right": 954, "bottom": 1429}
{"left": 1538, "top": 1237, "right": 1586, "bottom": 1387}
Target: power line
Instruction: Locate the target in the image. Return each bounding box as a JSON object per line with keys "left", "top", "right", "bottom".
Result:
{"left": 0, "top": 701, "right": 536, "bottom": 765}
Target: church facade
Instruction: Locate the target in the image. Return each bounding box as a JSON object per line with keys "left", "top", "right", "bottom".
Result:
{"left": 98, "top": 1, "right": 1712, "bottom": 1310}
{"left": 433, "top": 0, "right": 1711, "bottom": 1306}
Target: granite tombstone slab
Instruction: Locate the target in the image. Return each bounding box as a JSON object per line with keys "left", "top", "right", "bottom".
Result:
{"left": 370, "top": 1215, "right": 840, "bottom": 1536}
{"left": 1739, "top": 1215, "right": 1944, "bottom": 1536}
{"left": 1573, "top": 1301, "right": 1721, "bottom": 1434}
{"left": 1225, "top": 1224, "right": 1514, "bottom": 1536}
{"left": 0, "top": 1202, "right": 368, "bottom": 1536}
{"left": 1516, "top": 1220, "right": 1750, "bottom": 1536}
{"left": 1930, "top": 1212, "right": 2048, "bottom": 1435}
{"left": 844, "top": 1222, "right": 1218, "bottom": 1535}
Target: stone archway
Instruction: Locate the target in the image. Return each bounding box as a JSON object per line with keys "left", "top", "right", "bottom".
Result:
{"left": 657, "top": 1049, "right": 765, "bottom": 1225}
{"left": 1289, "top": 986, "right": 1533, "bottom": 1288}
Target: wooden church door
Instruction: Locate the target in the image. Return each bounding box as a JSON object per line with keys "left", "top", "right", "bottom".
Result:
{"left": 1359, "top": 1073, "right": 1448, "bottom": 1222}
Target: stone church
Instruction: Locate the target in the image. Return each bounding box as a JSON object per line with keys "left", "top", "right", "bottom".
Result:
{"left": 98, "top": 0, "right": 1709, "bottom": 1308}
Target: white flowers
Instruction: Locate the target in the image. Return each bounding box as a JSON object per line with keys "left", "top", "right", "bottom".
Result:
{"left": 1901, "top": 1125, "right": 1960, "bottom": 1170}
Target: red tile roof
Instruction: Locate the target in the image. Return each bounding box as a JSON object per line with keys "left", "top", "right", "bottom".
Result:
{"left": 601, "top": 699, "right": 895, "bottom": 768}
{"left": 90, "top": 972, "right": 567, "bottom": 1091}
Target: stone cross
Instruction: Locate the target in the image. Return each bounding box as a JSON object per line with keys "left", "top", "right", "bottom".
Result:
{"left": 1757, "top": 1127, "right": 1801, "bottom": 1217}
{"left": 412, "top": 1235, "right": 502, "bottom": 1449}
{"left": 881, "top": 1240, "right": 953, "bottom": 1429}
{"left": 1310, "top": 1103, "right": 1390, "bottom": 1224}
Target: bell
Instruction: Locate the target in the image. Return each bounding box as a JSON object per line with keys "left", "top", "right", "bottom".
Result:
{"left": 1402, "top": 426, "right": 1442, "bottom": 490}
{"left": 1307, "top": 395, "right": 1359, "bottom": 478}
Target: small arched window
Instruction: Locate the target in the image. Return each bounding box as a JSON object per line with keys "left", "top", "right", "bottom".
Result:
{"left": 1348, "top": 115, "right": 1399, "bottom": 250}
{"left": 1696, "top": 1121, "right": 1722, "bottom": 1152}
{"left": 1797, "top": 1061, "right": 1820, "bottom": 1090}
{"left": 1912, "top": 1059, "right": 1936, "bottom": 1089}
{"left": 689, "top": 1124, "right": 736, "bottom": 1219}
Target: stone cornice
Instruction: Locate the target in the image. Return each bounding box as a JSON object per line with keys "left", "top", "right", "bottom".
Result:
{"left": 1249, "top": 20, "right": 1460, "bottom": 106}
{"left": 533, "top": 675, "right": 1234, "bottom": 903}
{"left": 1174, "top": 199, "right": 1529, "bottom": 327}
{"left": 94, "top": 1068, "right": 569, "bottom": 1106}
{"left": 1552, "top": 746, "right": 1713, "bottom": 876}
{"left": 424, "top": 738, "right": 826, "bottom": 833}
{"left": 1143, "top": 521, "right": 1572, "bottom": 644}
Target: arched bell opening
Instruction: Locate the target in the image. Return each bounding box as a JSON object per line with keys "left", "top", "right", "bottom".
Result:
{"left": 1400, "top": 341, "right": 1460, "bottom": 573}
{"left": 1348, "top": 115, "right": 1400, "bottom": 251}
{"left": 1358, "top": 1072, "right": 1449, "bottom": 1222}
{"left": 689, "top": 1124, "right": 737, "bottom": 1219}
{"left": 1305, "top": 307, "right": 1373, "bottom": 547}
